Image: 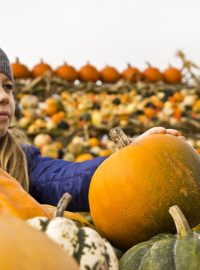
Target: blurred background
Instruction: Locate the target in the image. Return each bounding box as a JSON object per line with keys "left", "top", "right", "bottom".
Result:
{"left": 2, "top": 0, "right": 200, "bottom": 161}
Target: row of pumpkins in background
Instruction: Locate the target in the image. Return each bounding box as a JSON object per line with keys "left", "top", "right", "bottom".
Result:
{"left": 11, "top": 57, "right": 182, "bottom": 84}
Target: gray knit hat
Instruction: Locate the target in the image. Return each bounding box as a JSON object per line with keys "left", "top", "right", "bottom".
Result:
{"left": 0, "top": 48, "right": 13, "bottom": 81}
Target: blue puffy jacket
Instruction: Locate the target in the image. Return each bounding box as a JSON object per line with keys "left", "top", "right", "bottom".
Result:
{"left": 22, "top": 145, "right": 107, "bottom": 212}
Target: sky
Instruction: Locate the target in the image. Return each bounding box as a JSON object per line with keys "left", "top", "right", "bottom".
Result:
{"left": 1, "top": 0, "right": 200, "bottom": 72}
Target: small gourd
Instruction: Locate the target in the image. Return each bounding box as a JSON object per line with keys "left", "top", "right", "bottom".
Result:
{"left": 27, "top": 193, "right": 118, "bottom": 270}
{"left": 119, "top": 205, "right": 200, "bottom": 270}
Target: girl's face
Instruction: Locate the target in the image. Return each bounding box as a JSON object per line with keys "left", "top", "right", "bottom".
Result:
{"left": 0, "top": 73, "right": 15, "bottom": 138}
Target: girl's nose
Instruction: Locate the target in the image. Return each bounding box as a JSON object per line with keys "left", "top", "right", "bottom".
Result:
{"left": 0, "top": 87, "right": 9, "bottom": 104}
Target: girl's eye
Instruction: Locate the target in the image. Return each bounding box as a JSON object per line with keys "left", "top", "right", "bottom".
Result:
{"left": 4, "top": 84, "right": 13, "bottom": 91}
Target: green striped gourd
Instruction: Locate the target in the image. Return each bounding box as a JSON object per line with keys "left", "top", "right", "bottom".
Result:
{"left": 119, "top": 205, "right": 200, "bottom": 270}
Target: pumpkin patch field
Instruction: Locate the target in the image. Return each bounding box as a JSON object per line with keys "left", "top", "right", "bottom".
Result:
{"left": 12, "top": 53, "right": 200, "bottom": 161}
{"left": 2, "top": 52, "right": 200, "bottom": 269}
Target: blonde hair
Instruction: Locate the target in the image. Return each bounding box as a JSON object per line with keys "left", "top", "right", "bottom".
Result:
{"left": 0, "top": 127, "right": 30, "bottom": 191}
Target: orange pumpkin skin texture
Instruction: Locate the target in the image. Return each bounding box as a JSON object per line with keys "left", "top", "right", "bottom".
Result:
{"left": 32, "top": 60, "right": 52, "bottom": 77}
{"left": 89, "top": 134, "right": 200, "bottom": 250}
{"left": 0, "top": 168, "right": 50, "bottom": 219}
{"left": 100, "top": 66, "right": 121, "bottom": 83}
{"left": 55, "top": 63, "right": 78, "bottom": 82}
{"left": 79, "top": 63, "right": 100, "bottom": 82}
{"left": 122, "top": 66, "right": 141, "bottom": 82}
{"left": 163, "top": 67, "right": 182, "bottom": 84}
{"left": 11, "top": 58, "right": 30, "bottom": 79}
{"left": 0, "top": 214, "right": 78, "bottom": 270}
{"left": 143, "top": 67, "right": 162, "bottom": 82}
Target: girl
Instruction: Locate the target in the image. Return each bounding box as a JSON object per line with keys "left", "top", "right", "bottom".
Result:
{"left": 0, "top": 48, "right": 183, "bottom": 211}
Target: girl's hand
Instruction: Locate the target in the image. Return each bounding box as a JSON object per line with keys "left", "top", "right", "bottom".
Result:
{"left": 131, "top": 126, "right": 186, "bottom": 143}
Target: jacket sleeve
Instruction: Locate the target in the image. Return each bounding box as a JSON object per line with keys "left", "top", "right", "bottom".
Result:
{"left": 22, "top": 145, "right": 107, "bottom": 212}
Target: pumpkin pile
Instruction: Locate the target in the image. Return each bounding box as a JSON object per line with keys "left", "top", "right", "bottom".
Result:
{"left": 11, "top": 57, "right": 183, "bottom": 84}
{"left": 1, "top": 129, "right": 200, "bottom": 268}
{"left": 14, "top": 76, "right": 200, "bottom": 160}
{"left": 0, "top": 167, "right": 118, "bottom": 269}
{"left": 0, "top": 214, "right": 78, "bottom": 270}
{"left": 11, "top": 51, "right": 200, "bottom": 160}
{"left": 0, "top": 51, "right": 198, "bottom": 268}
{"left": 27, "top": 193, "right": 119, "bottom": 270}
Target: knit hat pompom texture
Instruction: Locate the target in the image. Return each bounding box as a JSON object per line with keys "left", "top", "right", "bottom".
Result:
{"left": 0, "top": 48, "right": 13, "bottom": 81}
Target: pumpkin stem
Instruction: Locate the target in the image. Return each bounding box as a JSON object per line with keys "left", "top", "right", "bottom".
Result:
{"left": 169, "top": 205, "right": 193, "bottom": 239}
{"left": 109, "top": 127, "right": 131, "bottom": 150}
{"left": 54, "top": 192, "right": 72, "bottom": 218}
{"left": 145, "top": 61, "right": 152, "bottom": 67}
{"left": 83, "top": 123, "right": 89, "bottom": 141}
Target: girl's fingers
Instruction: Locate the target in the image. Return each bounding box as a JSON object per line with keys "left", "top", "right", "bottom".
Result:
{"left": 166, "top": 129, "right": 181, "bottom": 136}
{"left": 133, "top": 127, "right": 166, "bottom": 143}
{"left": 141, "top": 127, "right": 166, "bottom": 136}
{"left": 131, "top": 127, "right": 183, "bottom": 144}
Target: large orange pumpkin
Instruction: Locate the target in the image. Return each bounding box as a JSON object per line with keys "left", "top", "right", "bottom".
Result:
{"left": 0, "top": 214, "right": 78, "bottom": 270}
{"left": 0, "top": 168, "right": 50, "bottom": 219}
{"left": 89, "top": 133, "right": 200, "bottom": 250}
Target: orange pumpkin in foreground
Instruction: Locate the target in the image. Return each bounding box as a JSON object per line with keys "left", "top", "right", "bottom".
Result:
{"left": 0, "top": 167, "right": 92, "bottom": 227}
{"left": 0, "top": 168, "right": 50, "bottom": 219}
{"left": 89, "top": 134, "right": 200, "bottom": 250}
{"left": 0, "top": 214, "right": 78, "bottom": 270}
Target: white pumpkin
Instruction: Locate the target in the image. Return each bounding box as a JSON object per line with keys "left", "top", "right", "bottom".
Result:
{"left": 26, "top": 193, "right": 118, "bottom": 270}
